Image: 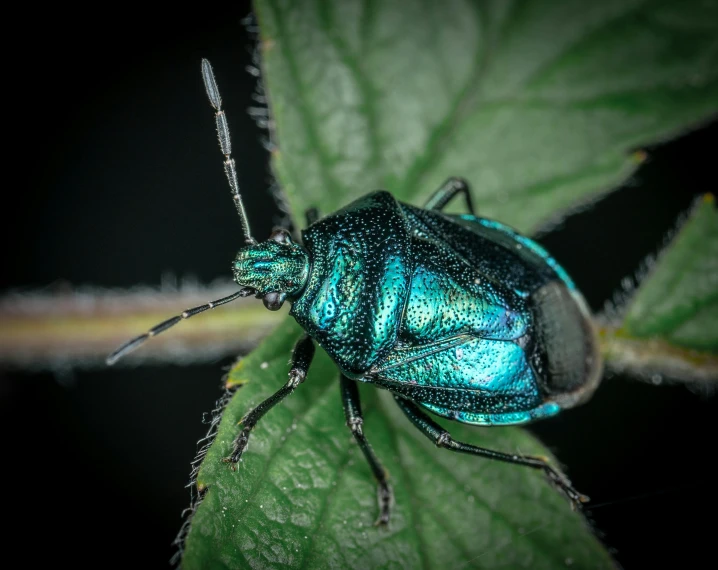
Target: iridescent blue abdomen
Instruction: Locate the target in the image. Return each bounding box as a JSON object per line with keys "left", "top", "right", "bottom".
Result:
{"left": 290, "top": 192, "right": 602, "bottom": 428}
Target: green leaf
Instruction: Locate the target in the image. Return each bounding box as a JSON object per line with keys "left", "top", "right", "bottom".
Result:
{"left": 182, "top": 320, "right": 613, "bottom": 569}
{"left": 602, "top": 194, "right": 718, "bottom": 382}
{"left": 181, "top": 0, "right": 718, "bottom": 566}
{"left": 257, "top": 0, "right": 718, "bottom": 233}
{"left": 623, "top": 195, "right": 717, "bottom": 348}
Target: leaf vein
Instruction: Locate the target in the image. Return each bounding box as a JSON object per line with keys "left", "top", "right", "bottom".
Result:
{"left": 389, "top": 402, "right": 565, "bottom": 565}
{"left": 317, "top": 0, "right": 383, "bottom": 181}
{"left": 267, "top": 0, "right": 344, "bottom": 199}
{"left": 231, "top": 372, "right": 340, "bottom": 521}
{"left": 401, "top": 0, "right": 514, "bottom": 198}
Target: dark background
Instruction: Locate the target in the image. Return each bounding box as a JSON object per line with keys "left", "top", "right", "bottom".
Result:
{"left": 4, "top": 4, "right": 716, "bottom": 569}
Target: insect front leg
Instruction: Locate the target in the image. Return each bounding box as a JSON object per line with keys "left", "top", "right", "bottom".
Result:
{"left": 223, "top": 334, "right": 315, "bottom": 466}
{"left": 340, "top": 375, "right": 393, "bottom": 526}
{"left": 393, "top": 396, "right": 589, "bottom": 508}
{"left": 423, "top": 176, "right": 476, "bottom": 215}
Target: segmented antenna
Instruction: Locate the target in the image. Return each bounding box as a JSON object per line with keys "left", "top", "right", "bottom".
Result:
{"left": 201, "top": 58, "right": 257, "bottom": 245}
{"left": 106, "top": 61, "right": 259, "bottom": 366}
{"left": 106, "top": 288, "right": 253, "bottom": 365}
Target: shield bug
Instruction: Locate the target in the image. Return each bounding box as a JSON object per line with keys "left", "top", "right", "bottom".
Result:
{"left": 108, "top": 59, "right": 602, "bottom": 525}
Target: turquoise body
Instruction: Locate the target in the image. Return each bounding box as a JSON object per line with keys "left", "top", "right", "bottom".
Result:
{"left": 238, "top": 191, "right": 602, "bottom": 427}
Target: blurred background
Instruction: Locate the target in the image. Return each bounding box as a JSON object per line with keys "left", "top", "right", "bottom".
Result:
{"left": 4, "top": 3, "right": 716, "bottom": 568}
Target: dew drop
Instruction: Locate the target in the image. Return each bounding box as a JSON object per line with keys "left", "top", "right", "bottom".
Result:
{"left": 565, "top": 558, "right": 574, "bottom": 566}
{"left": 260, "top": 361, "right": 269, "bottom": 369}
{"left": 651, "top": 374, "right": 662, "bottom": 385}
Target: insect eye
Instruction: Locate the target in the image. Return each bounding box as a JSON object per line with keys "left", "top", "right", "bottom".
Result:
{"left": 269, "top": 228, "right": 292, "bottom": 245}
{"left": 263, "top": 292, "right": 286, "bottom": 311}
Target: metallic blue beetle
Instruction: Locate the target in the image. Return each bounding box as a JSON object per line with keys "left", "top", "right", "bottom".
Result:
{"left": 108, "top": 60, "right": 602, "bottom": 525}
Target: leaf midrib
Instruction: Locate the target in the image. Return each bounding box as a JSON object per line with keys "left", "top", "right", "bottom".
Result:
{"left": 401, "top": 0, "right": 676, "bottom": 203}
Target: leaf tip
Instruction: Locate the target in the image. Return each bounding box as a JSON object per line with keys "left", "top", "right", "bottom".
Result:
{"left": 227, "top": 375, "right": 251, "bottom": 390}
{"left": 631, "top": 149, "right": 648, "bottom": 164}
{"left": 225, "top": 377, "right": 249, "bottom": 389}
{"left": 226, "top": 359, "right": 253, "bottom": 389}
{"left": 262, "top": 37, "right": 275, "bottom": 51}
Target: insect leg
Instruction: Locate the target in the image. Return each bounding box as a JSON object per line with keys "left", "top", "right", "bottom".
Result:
{"left": 223, "top": 334, "right": 315, "bottom": 465}
{"left": 423, "top": 177, "right": 476, "bottom": 215}
{"left": 305, "top": 207, "right": 320, "bottom": 226}
{"left": 393, "top": 396, "right": 589, "bottom": 508}
{"left": 340, "top": 375, "right": 393, "bottom": 526}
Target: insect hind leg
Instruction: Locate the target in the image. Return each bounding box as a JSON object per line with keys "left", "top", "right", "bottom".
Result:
{"left": 340, "top": 375, "right": 393, "bottom": 526}
{"left": 393, "top": 395, "right": 589, "bottom": 508}
{"left": 423, "top": 177, "right": 476, "bottom": 216}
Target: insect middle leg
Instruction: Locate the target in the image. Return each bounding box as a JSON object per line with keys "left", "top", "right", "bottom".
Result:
{"left": 393, "top": 395, "right": 588, "bottom": 507}
{"left": 340, "top": 375, "right": 393, "bottom": 526}
{"left": 423, "top": 177, "right": 476, "bottom": 216}
{"left": 223, "top": 334, "right": 315, "bottom": 465}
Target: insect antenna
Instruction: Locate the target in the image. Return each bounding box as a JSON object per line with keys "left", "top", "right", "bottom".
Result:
{"left": 106, "top": 288, "right": 254, "bottom": 365}
{"left": 201, "top": 58, "right": 257, "bottom": 245}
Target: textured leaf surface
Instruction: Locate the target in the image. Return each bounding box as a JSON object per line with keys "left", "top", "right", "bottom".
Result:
{"left": 257, "top": 0, "right": 718, "bottom": 233}
{"left": 181, "top": 0, "right": 718, "bottom": 567}
{"left": 623, "top": 195, "right": 717, "bottom": 349}
{"left": 182, "top": 320, "right": 613, "bottom": 569}
{"left": 602, "top": 195, "right": 718, "bottom": 382}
